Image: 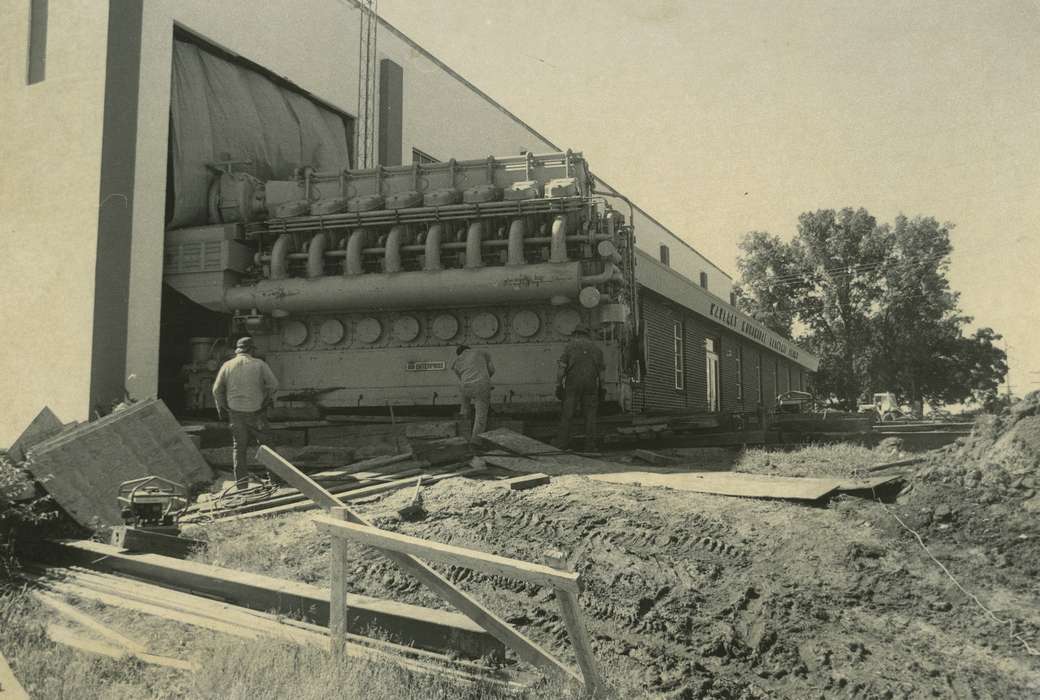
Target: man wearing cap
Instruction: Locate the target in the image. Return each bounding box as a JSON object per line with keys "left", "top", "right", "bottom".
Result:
{"left": 212, "top": 337, "right": 279, "bottom": 488}
{"left": 451, "top": 344, "right": 496, "bottom": 441}
{"left": 555, "top": 324, "right": 605, "bottom": 451}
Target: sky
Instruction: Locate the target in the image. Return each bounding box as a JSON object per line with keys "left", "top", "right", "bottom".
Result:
{"left": 375, "top": 0, "right": 1040, "bottom": 396}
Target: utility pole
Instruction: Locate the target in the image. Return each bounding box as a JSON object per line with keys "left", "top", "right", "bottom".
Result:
{"left": 355, "top": 0, "right": 378, "bottom": 168}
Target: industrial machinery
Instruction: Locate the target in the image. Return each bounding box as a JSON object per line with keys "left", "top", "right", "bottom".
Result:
{"left": 163, "top": 151, "right": 638, "bottom": 414}
{"left": 116, "top": 476, "right": 188, "bottom": 528}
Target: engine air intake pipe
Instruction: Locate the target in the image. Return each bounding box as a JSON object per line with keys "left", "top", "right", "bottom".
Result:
{"left": 507, "top": 218, "right": 526, "bottom": 266}
{"left": 550, "top": 215, "right": 568, "bottom": 263}
{"left": 307, "top": 233, "right": 328, "bottom": 278}
{"left": 465, "top": 221, "right": 484, "bottom": 268}
{"left": 344, "top": 228, "right": 367, "bottom": 276}
{"left": 384, "top": 225, "right": 404, "bottom": 273}
{"left": 424, "top": 223, "right": 443, "bottom": 271}
{"left": 270, "top": 234, "right": 293, "bottom": 280}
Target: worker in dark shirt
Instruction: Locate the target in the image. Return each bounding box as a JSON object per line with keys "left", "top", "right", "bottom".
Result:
{"left": 555, "top": 324, "right": 605, "bottom": 451}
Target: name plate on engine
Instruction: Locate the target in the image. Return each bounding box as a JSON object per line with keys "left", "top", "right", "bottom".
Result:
{"left": 406, "top": 360, "right": 446, "bottom": 372}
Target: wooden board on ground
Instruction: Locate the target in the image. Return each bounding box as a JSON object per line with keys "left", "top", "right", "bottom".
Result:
{"left": 493, "top": 473, "right": 551, "bottom": 491}
{"left": 109, "top": 526, "right": 204, "bottom": 558}
{"left": 33, "top": 539, "right": 503, "bottom": 660}
{"left": 8, "top": 406, "right": 66, "bottom": 463}
{"left": 25, "top": 399, "right": 214, "bottom": 528}
{"left": 477, "top": 428, "right": 631, "bottom": 475}
{"left": 0, "top": 648, "right": 28, "bottom": 699}
{"left": 411, "top": 437, "right": 474, "bottom": 466}
{"left": 588, "top": 470, "right": 841, "bottom": 501}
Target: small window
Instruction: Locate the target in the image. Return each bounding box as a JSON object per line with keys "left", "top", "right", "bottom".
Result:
{"left": 659, "top": 245, "right": 670, "bottom": 266}
{"left": 27, "top": 0, "right": 48, "bottom": 85}
{"left": 673, "top": 321, "right": 684, "bottom": 390}
{"left": 412, "top": 147, "right": 439, "bottom": 165}
{"left": 736, "top": 345, "right": 744, "bottom": 401}
{"left": 699, "top": 271, "right": 708, "bottom": 289}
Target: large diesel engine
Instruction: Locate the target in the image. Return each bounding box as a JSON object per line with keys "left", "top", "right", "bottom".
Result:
{"left": 164, "top": 151, "right": 638, "bottom": 414}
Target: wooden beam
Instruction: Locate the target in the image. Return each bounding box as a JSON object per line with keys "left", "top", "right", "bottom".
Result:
{"left": 544, "top": 551, "right": 607, "bottom": 697}
{"left": 45, "top": 624, "right": 195, "bottom": 671}
{"left": 0, "top": 649, "right": 28, "bottom": 700}
{"left": 495, "top": 473, "right": 551, "bottom": 491}
{"left": 314, "top": 518, "right": 580, "bottom": 594}
{"left": 109, "top": 527, "right": 203, "bottom": 559}
{"left": 257, "top": 446, "right": 581, "bottom": 685}
{"left": 32, "top": 539, "right": 502, "bottom": 661}
{"left": 33, "top": 590, "right": 149, "bottom": 655}
{"left": 329, "top": 506, "right": 350, "bottom": 659}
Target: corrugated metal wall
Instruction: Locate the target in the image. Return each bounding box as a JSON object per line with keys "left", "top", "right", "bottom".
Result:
{"left": 634, "top": 289, "right": 810, "bottom": 414}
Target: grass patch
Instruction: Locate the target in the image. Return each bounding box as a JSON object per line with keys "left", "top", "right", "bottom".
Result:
{"left": 735, "top": 442, "right": 883, "bottom": 479}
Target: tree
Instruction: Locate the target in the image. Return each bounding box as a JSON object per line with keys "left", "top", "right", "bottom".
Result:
{"left": 735, "top": 208, "right": 1007, "bottom": 409}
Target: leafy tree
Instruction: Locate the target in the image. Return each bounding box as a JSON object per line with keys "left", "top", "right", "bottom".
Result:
{"left": 735, "top": 208, "right": 1007, "bottom": 409}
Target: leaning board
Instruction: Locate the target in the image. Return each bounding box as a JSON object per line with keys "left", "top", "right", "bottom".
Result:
{"left": 26, "top": 399, "right": 213, "bottom": 527}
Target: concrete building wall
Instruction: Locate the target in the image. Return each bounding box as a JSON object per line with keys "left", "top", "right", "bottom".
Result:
{"left": 0, "top": 1, "right": 111, "bottom": 444}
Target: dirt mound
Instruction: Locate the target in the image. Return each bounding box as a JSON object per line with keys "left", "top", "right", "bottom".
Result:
{"left": 919, "top": 414, "right": 1040, "bottom": 506}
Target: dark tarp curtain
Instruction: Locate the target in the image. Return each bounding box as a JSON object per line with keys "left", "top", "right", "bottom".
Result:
{"left": 168, "top": 40, "right": 351, "bottom": 229}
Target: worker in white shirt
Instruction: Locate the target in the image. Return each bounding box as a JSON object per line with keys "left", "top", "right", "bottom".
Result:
{"left": 212, "top": 336, "right": 279, "bottom": 488}
{"left": 451, "top": 344, "right": 495, "bottom": 442}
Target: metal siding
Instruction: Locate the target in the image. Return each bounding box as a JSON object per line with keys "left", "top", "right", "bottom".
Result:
{"left": 719, "top": 331, "right": 741, "bottom": 413}
{"left": 684, "top": 314, "right": 710, "bottom": 412}
{"left": 742, "top": 343, "right": 760, "bottom": 409}
{"left": 640, "top": 292, "right": 686, "bottom": 411}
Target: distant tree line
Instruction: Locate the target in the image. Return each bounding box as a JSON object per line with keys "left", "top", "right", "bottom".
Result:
{"left": 734, "top": 207, "right": 1007, "bottom": 410}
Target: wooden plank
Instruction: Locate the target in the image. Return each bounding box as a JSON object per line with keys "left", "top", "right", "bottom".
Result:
{"left": 257, "top": 446, "right": 580, "bottom": 685}
{"left": 588, "top": 470, "right": 841, "bottom": 501}
{"left": 308, "top": 452, "right": 413, "bottom": 477}
{"left": 8, "top": 406, "right": 65, "bottom": 463}
{"left": 212, "top": 467, "right": 470, "bottom": 523}
{"left": 314, "top": 518, "right": 581, "bottom": 594}
{"left": 34, "top": 539, "right": 503, "bottom": 660}
{"left": 33, "top": 590, "right": 149, "bottom": 654}
{"left": 45, "top": 624, "right": 195, "bottom": 671}
{"left": 543, "top": 551, "right": 606, "bottom": 697}
{"left": 0, "top": 649, "right": 28, "bottom": 700}
{"left": 25, "top": 399, "right": 213, "bottom": 528}
{"left": 410, "top": 437, "right": 473, "bottom": 466}
{"left": 476, "top": 429, "right": 629, "bottom": 475}
{"left": 495, "top": 473, "right": 551, "bottom": 491}
{"left": 329, "top": 506, "right": 350, "bottom": 658}
{"left": 29, "top": 568, "right": 525, "bottom": 691}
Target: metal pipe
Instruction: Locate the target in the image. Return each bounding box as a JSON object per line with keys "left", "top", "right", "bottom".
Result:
{"left": 307, "top": 233, "right": 327, "bottom": 278}
{"left": 224, "top": 261, "right": 584, "bottom": 314}
{"left": 465, "top": 221, "right": 484, "bottom": 268}
{"left": 581, "top": 263, "right": 621, "bottom": 286}
{"left": 384, "top": 225, "right": 404, "bottom": 273}
{"left": 549, "top": 216, "right": 568, "bottom": 263}
{"left": 424, "top": 223, "right": 443, "bottom": 271}
{"left": 506, "top": 218, "right": 526, "bottom": 266}
{"left": 270, "top": 234, "right": 293, "bottom": 280}
{"left": 345, "top": 228, "right": 367, "bottom": 275}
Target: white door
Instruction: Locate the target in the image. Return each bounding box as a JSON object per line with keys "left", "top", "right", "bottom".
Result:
{"left": 705, "top": 339, "right": 720, "bottom": 412}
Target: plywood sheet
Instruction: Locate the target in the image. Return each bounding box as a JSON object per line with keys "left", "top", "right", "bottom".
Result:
{"left": 589, "top": 470, "right": 841, "bottom": 501}
{"left": 8, "top": 406, "right": 66, "bottom": 463}
{"left": 26, "top": 399, "right": 214, "bottom": 528}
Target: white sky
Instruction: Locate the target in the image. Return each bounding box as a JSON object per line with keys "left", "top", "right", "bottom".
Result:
{"left": 376, "top": 0, "right": 1040, "bottom": 395}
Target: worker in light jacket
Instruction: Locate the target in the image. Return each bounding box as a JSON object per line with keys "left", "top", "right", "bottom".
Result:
{"left": 452, "top": 344, "right": 495, "bottom": 442}
{"left": 212, "top": 336, "right": 279, "bottom": 488}
{"left": 555, "top": 324, "right": 605, "bottom": 451}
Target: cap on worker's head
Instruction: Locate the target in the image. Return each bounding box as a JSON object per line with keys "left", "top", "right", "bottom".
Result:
{"left": 456, "top": 344, "right": 471, "bottom": 355}
{"left": 235, "top": 336, "right": 255, "bottom": 353}
{"left": 571, "top": 324, "right": 590, "bottom": 336}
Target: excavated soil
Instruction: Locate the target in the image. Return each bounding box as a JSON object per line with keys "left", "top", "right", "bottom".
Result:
{"left": 192, "top": 456, "right": 1040, "bottom": 698}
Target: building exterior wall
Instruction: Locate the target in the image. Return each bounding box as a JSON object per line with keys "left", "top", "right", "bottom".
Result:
{"left": 635, "top": 289, "right": 811, "bottom": 415}
{"left": 0, "top": 1, "right": 111, "bottom": 445}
